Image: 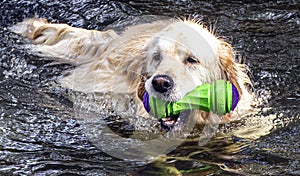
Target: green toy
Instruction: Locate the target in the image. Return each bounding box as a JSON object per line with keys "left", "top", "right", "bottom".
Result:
{"left": 143, "top": 80, "right": 239, "bottom": 119}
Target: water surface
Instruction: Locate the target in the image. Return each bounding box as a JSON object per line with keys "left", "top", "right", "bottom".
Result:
{"left": 0, "top": 0, "right": 299, "bottom": 175}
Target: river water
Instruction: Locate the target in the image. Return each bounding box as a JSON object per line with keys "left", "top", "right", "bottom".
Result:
{"left": 0, "top": 0, "right": 299, "bottom": 175}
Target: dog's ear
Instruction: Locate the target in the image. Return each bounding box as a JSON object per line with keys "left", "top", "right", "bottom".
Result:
{"left": 137, "top": 74, "right": 146, "bottom": 100}
{"left": 218, "top": 41, "right": 251, "bottom": 96}
{"left": 123, "top": 55, "right": 148, "bottom": 100}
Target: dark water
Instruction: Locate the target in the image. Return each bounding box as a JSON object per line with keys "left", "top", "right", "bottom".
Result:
{"left": 0, "top": 0, "right": 299, "bottom": 175}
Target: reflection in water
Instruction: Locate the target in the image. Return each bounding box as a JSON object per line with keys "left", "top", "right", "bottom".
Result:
{"left": 1, "top": 0, "right": 299, "bottom": 175}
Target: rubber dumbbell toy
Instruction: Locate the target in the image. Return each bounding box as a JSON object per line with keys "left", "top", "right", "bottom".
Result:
{"left": 143, "top": 80, "right": 239, "bottom": 119}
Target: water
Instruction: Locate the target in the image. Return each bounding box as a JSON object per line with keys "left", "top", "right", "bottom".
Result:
{"left": 1, "top": 0, "right": 299, "bottom": 175}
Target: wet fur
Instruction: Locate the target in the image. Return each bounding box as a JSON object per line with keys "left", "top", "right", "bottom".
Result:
{"left": 12, "top": 18, "right": 253, "bottom": 123}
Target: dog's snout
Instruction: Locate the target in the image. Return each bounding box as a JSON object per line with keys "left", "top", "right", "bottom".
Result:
{"left": 152, "top": 75, "right": 174, "bottom": 93}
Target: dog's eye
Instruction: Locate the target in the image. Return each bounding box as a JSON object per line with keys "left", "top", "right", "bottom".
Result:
{"left": 153, "top": 53, "right": 161, "bottom": 61}
{"left": 185, "top": 56, "right": 198, "bottom": 64}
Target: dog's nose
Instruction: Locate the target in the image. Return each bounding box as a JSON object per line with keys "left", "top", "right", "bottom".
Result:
{"left": 152, "top": 75, "right": 174, "bottom": 93}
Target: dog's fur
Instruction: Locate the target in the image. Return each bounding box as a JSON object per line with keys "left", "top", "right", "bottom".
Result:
{"left": 12, "top": 18, "right": 253, "bottom": 123}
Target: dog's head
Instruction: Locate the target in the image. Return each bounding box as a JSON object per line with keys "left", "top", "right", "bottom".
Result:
{"left": 138, "top": 20, "right": 248, "bottom": 103}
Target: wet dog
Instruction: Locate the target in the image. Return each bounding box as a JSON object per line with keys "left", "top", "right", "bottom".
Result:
{"left": 12, "top": 18, "right": 253, "bottom": 124}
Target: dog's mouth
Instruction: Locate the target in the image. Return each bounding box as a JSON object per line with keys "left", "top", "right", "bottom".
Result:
{"left": 158, "top": 114, "right": 180, "bottom": 131}
{"left": 138, "top": 75, "right": 183, "bottom": 130}
{"left": 142, "top": 91, "right": 182, "bottom": 131}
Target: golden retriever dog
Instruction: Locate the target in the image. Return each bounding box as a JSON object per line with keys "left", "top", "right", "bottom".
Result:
{"left": 12, "top": 18, "right": 253, "bottom": 127}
